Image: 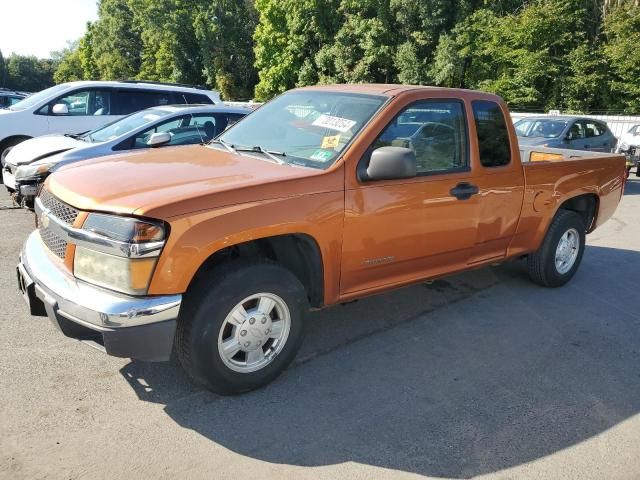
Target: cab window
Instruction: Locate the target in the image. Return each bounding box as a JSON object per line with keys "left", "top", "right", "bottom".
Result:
{"left": 113, "top": 90, "right": 173, "bottom": 115}
{"left": 45, "top": 89, "right": 112, "bottom": 116}
{"left": 131, "top": 116, "right": 187, "bottom": 148}
{"left": 372, "top": 100, "right": 469, "bottom": 175}
{"left": 472, "top": 100, "right": 511, "bottom": 167}
{"left": 568, "top": 122, "right": 585, "bottom": 140}
{"left": 583, "top": 121, "right": 605, "bottom": 137}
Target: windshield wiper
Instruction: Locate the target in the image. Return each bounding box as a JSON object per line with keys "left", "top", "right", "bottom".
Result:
{"left": 64, "top": 133, "right": 84, "bottom": 140}
{"left": 235, "top": 145, "right": 287, "bottom": 165}
{"left": 211, "top": 138, "right": 237, "bottom": 154}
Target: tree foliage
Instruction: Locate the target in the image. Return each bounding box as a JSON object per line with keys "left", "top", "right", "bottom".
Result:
{"left": 53, "top": 0, "right": 257, "bottom": 100}
{"left": 2, "top": 54, "right": 56, "bottom": 91}
{"left": 41, "top": 0, "right": 640, "bottom": 110}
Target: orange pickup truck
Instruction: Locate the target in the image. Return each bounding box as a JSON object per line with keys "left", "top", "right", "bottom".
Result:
{"left": 17, "top": 85, "right": 626, "bottom": 394}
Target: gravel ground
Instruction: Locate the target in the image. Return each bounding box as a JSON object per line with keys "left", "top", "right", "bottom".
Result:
{"left": 0, "top": 179, "right": 639, "bottom": 480}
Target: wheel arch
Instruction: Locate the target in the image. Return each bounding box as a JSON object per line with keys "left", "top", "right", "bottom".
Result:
{"left": 188, "top": 233, "right": 325, "bottom": 308}
{"left": 555, "top": 193, "right": 599, "bottom": 233}
{"left": 0, "top": 135, "right": 32, "bottom": 154}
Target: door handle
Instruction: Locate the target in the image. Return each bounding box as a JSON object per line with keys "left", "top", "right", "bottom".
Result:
{"left": 450, "top": 182, "right": 479, "bottom": 200}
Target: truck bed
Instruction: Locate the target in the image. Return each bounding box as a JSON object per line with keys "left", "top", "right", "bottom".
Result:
{"left": 506, "top": 147, "right": 626, "bottom": 258}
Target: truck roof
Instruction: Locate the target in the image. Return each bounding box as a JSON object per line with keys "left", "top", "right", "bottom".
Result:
{"left": 296, "top": 83, "right": 503, "bottom": 100}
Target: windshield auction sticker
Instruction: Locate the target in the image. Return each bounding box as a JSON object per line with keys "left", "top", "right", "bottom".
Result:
{"left": 321, "top": 134, "right": 341, "bottom": 149}
{"left": 312, "top": 114, "right": 357, "bottom": 133}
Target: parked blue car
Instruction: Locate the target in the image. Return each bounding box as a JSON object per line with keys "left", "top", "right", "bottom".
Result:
{"left": 514, "top": 116, "right": 617, "bottom": 152}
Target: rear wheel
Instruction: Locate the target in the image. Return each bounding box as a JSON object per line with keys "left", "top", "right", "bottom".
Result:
{"left": 176, "top": 259, "right": 308, "bottom": 394}
{"left": 527, "top": 210, "right": 585, "bottom": 287}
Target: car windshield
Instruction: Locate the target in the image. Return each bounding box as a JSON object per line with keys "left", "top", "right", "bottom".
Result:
{"left": 515, "top": 119, "right": 567, "bottom": 138}
{"left": 215, "top": 90, "right": 387, "bottom": 169}
{"left": 8, "top": 84, "right": 69, "bottom": 111}
{"left": 85, "top": 109, "right": 172, "bottom": 143}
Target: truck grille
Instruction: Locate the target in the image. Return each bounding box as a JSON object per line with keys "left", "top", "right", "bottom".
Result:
{"left": 38, "top": 189, "right": 79, "bottom": 259}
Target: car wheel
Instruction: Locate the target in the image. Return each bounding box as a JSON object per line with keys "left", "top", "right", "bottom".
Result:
{"left": 176, "top": 258, "right": 308, "bottom": 395}
{"left": 527, "top": 210, "right": 586, "bottom": 288}
{"left": 1, "top": 138, "right": 28, "bottom": 185}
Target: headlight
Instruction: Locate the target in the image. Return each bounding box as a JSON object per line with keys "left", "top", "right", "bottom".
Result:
{"left": 74, "top": 247, "right": 159, "bottom": 295}
{"left": 73, "top": 213, "right": 167, "bottom": 295}
{"left": 15, "top": 162, "right": 55, "bottom": 180}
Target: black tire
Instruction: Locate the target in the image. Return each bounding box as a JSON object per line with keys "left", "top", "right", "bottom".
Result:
{"left": 176, "top": 258, "right": 308, "bottom": 395}
{"left": 1, "top": 137, "right": 26, "bottom": 164}
{"left": 527, "top": 210, "right": 586, "bottom": 288}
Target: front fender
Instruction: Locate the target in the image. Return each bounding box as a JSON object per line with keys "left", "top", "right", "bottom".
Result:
{"left": 147, "top": 191, "right": 345, "bottom": 305}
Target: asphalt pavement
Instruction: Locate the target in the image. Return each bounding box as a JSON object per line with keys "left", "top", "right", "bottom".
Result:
{"left": 1, "top": 179, "right": 639, "bottom": 480}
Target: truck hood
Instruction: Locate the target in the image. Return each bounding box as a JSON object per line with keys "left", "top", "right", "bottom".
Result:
{"left": 6, "top": 135, "right": 84, "bottom": 166}
{"left": 47, "top": 145, "right": 339, "bottom": 218}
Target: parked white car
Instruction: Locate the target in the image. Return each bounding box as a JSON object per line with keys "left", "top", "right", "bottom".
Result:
{"left": 615, "top": 124, "right": 640, "bottom": 177}
{"left": 0, "top": 80, "right": 221, "bottom": 166}
{"left": 3, "top": 104, "right": 252, "bottom": 207}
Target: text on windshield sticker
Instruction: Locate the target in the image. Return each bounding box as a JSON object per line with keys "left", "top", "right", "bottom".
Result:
{"left": 312, "top": 114, "right": 357, "bottom": 133}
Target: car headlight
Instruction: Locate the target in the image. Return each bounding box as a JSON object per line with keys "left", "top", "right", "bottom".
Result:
{"left": 73, "top": 213, "right": 167, "bottom": 295}
{"left": 15, "top": 162, "right": 55, "bottom": 180}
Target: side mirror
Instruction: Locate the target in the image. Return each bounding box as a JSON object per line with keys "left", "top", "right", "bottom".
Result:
{"left": 146, "top": 132, "right": 171, "bottom": 147}
{"left": 365, "top": 146, "right": 416, "bottom": 181}
{"left": 52, "top": 103, "right": 69, "bottom": 115}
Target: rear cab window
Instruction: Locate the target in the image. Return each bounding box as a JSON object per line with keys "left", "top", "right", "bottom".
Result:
{"left": 472, "top": 100, "right": 511, "bottom": 167}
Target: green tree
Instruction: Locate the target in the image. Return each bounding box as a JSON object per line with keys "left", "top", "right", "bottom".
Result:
{"left": 603, "top": 4, "right": 640, "bottom": 112}
{"left": 91, "top": 0, "right": 143, "bottom": 79}
{"left": 315, "top": 1, "right": 397, "bottom": 84}
{"left": 0, "top": 49, "right": 6, "bottom": 88}
{"left": 52, "top": 42, "right": 84, "bottom": 83}
{"left": 194, "top": 0, "right": 259, "bottom": 99}
{"left": 78, "top": 23, "right": 100, "bottom": 80}
{"left": 391, "top": 0, "right": 458, "bottom": 85}
{"left": 253, "top": 0, "right": 340, "bottom": 100}
{"left": 5, "top": 54, "right": 56, "bottom": 91}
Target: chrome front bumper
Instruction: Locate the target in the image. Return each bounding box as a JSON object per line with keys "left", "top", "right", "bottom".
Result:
{"left": 18, "top": 231, "right": 182, "bottom": 361}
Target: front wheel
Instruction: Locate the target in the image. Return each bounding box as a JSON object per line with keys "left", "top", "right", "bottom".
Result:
{"left": 176, "top": 259, "right": 308, "bottom": 395}
{"left": 527, "top": 210, "right": 586, "bottom": 287}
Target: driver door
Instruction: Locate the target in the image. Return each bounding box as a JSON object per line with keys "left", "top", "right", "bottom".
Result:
{"left": 340, "top": 99, "right": 481, "bottom": 295}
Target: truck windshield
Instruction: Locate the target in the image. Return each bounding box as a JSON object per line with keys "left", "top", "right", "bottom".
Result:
{"left": 85, "top": 109, "right": 171, "bottom": 143}
{"left": 215, "top": 91, "right": 387, "bottom": 169}
{"left": 515, "top": 119, "right": 567, "bottom": 138}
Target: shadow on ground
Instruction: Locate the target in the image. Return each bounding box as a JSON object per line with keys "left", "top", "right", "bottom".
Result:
{"left": 120, "top": 245, "right": 640, "bottom": 478}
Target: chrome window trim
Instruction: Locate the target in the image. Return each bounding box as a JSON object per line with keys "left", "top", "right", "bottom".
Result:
{"left": 35, "top": 197, "right": 164, "bottom": 259}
